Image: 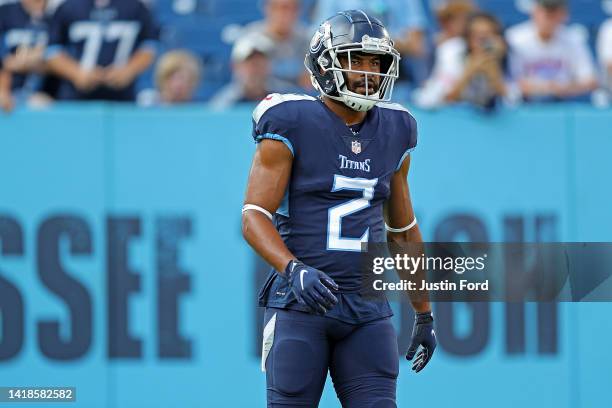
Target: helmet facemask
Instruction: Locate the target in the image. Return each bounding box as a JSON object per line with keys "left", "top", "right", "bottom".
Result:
{"left": 308, "top": 34, "right": 401, "bottom": 112}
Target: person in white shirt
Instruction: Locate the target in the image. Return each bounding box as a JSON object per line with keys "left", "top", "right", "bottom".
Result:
{"left": 506, "top": 0, "right": 598, "bottom": 101}
{"left": 597, "top": 18, "right": 612, "bottom": 91}
{"left": 413, "top": 0, "right": 476, "bottom": 108}
{"left": 434, "top": 0, "right": 475, "bottom": 45}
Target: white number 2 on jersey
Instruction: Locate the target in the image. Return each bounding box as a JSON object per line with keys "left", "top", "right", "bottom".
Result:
{"left": 69, "top": 21, "right": 140, "bottom": 70}
{"left": 327, "top": 175, "right": 378, "bottom": 252}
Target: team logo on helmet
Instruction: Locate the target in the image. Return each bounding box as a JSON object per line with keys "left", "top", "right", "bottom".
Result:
{"left": 309, "top": 22, "right": 329, "bottom": 53}
{"left": 351, "top": 140, "right": 362, "bottom": 154}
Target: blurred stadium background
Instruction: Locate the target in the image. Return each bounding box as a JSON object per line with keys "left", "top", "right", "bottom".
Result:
{"left": 1, "top": 0, "right": 612, "bottom": 407}
{"left": 128, "top": 0, "right": 612, "bottom": 102}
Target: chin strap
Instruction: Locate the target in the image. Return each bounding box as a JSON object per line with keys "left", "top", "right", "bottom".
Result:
{"left": 340, "top": 88, "right": 380, "bottom": 112}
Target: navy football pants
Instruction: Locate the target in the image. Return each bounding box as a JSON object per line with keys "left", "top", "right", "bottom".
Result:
{"left": 262, "top": 308, "right": 399, "bottom": 408}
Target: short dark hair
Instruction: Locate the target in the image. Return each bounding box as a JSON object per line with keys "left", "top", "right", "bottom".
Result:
{"left": 535, "top": 0, "right": 567, "bottom": 10}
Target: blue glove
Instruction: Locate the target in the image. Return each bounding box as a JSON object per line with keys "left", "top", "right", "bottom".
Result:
{"left": 406, "top": 311, "right": 437, "bottom": 373}
{"left": 285, "top": 260, "right": 339, "bottom": 315}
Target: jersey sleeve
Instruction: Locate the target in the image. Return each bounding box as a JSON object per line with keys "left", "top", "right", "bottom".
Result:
{"left": 0, "top": 9, "right": 7, "bottom": 64}
{"left": 598, "top": 20, "right": 612, "bottom": 65}
{"left": 379, "top": 102, "right": 418, "bottom": 171}
{"left": 45, "top": 3, "right": 70, "bottom": 60}
{"left": 135, "top": 0, "right": 160, "bottom": 54}
{"left": 569, "top": 31, "right": 596, "bottom": 83}
{"left": 251, "top": 94, "right": 300, "bottom": 156}
{"left": 395, "top": 111, "right": 418, "bottom": 171}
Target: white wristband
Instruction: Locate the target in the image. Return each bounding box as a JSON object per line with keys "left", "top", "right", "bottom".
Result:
{"left": 385, "top": 217, "right": 417, "bottom": 233}
{"left": 242, "top": 204, "right": 273, "bottom": 221}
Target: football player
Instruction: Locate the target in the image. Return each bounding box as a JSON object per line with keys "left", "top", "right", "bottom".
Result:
{"left": 0, "top": 0, "right": 56, "bottom": 111}
{"left": 242, "top": 10, "right": 436, "bottom": 407}
{"left": 45, "top": 0, "right": 158, "bottom": 101}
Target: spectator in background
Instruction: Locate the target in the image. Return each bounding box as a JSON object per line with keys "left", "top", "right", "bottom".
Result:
{"left": 597, "top": 18, "right": 612, "bottom": 92}
{"left": 415, "top": 11, "right": 508, "bottom": 109}
{"left": 242, "top": 0, "right": 311, "bottom": 89}
{"left": 137, "top": 49, "right": 202, "bottom": 106}
{"left": 312, "top": 0, "right": 429, "bottom": 85}
{"left": 46, "top": 0, "right": 159, "bottom": 101}
{"left": 506, "top": 0, "right": 598, "bottom": 102}
{"left": 444, "top": 12, "right": 507, "bottom": 108}
{"left": 209, "top": 34, "right": 300, "bottom": 110}
{"left": 0, "top": 0, "right": 58, "bottom": 112}
{"left": 414, "top": 0, "right": 476, "bottom": 107}
{"left": 434, "top": 0, "right": 475, "bottom": 45}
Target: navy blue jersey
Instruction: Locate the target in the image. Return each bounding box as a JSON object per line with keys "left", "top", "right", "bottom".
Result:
{"left": 0, "top": 0, "right": 51, "bottom": 92}
{"left": 46, "top": 0, "right": 159, "bottom": 101}
{"left": 253, "top": 94, "right": 418, "bottom": 324}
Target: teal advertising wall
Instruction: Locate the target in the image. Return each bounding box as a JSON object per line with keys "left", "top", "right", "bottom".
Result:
{"left": 0, "top": 105, "right": 611, "bottom": 407}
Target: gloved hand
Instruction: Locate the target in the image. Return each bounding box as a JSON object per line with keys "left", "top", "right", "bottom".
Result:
{"left": 285, "top": 260, "right": 339, "bottom": 315}
{"left": 406, "top": 311, "right": 437, "bottom": 373}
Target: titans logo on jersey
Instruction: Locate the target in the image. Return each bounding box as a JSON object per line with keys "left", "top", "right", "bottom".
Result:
{"left": 46, "top": 0, "right": 159, "bottom": 100}
{"left": 0, "top": 0, "right": 49, "bottom": 91}
{"left": 253, "top": 93, "right": 418, "bottom": 324}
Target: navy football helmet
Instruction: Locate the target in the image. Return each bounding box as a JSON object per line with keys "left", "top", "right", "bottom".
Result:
{"left": 305, "top": 9, "right": 401, "bottom": 112}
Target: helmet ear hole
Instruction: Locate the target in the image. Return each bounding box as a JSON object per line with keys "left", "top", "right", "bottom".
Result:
{"left": 317, "top": 55, "right": 330, "bottom": 69}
